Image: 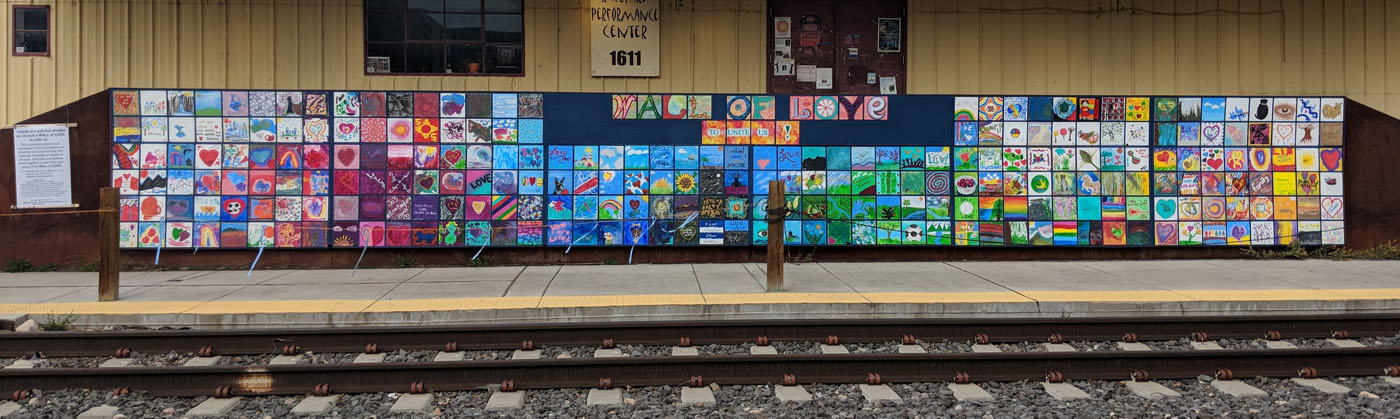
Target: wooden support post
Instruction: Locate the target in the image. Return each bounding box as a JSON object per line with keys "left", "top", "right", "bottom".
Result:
{"left": 98, "top": 187, "right": 120, "bottom": 301}
{"left": 766, "top": 180, "right": 785, "bottom": 292}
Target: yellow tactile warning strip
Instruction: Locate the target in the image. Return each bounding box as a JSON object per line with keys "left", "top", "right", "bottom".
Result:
{"left": 2, "top": 288, "right": 1399, "bottom": 316}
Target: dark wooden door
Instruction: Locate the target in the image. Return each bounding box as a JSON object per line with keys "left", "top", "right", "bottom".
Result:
{"left": 767, "top": 0, "right": 905, "bottom": 95}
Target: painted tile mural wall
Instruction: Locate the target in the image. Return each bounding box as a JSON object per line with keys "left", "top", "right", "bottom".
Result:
{"left": 110, "top": 91, "right": 1345, "bottom": 248}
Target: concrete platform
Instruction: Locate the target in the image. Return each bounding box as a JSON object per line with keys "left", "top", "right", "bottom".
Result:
{"left": 1, "top": 260, "right": 1399, "bottom": 328}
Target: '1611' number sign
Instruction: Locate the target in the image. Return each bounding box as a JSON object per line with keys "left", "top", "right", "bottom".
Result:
{"left": 590, "top": 0, "right": 660, "bottom": 77}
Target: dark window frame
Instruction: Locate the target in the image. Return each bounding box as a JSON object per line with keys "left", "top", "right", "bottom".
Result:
{"left": 363, "top": 0, "right": 525, "bottom": 77}
{"left": 12, "top": 4, "right": 50, "bottom": 57}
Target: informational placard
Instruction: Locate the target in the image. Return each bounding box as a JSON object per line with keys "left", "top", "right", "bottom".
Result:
{"left": 11, "top": 124, "right": 74, "bottom": 209}
{"left": 590, "top": 0, "right": 661, "bottom": 77}
{"left": 796, "top": 65, "right": 816, "bottom": 82}
{"left": 815, "top": 68, "right": 833, "bottom": 89}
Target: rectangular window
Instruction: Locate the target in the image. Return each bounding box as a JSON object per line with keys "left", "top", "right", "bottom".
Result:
{"left": 12, "top": 5, "right": 49, "bottom": 56}
{"left": 364, "top": 0, "right": 524, "bottom": 75}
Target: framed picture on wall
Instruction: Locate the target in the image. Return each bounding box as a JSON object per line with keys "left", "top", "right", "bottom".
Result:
{"left": 877, "top": 18, "right": 901, "bottom": 53}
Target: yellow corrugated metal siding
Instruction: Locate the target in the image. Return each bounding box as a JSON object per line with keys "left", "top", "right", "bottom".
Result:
{"left": 3, "top": 0, "right": 1399, "bottom": 126}
{"left": 904, "top": 0, "right": 1398, "bottom": 112}
{"left": 0, "top": 0, "right": 770, "bottom": 125}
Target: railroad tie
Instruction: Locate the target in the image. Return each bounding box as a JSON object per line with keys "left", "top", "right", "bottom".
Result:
{"left": 510, "top": 349, "right": 541, "bottom": 360}
{"left": 0, "top": 402, "right": 21, "bottom": 417}
{"left": 775, "top": 374, "right": 813, "bottom": 403}
{"left": 186, "top": 397, "right": 242, "bottom": 418}
{"left": 290, "top": 395, "right": 342, "bottom": 415}
{"left": 1123, "top": 371, "right": 1180, "bottom": 399}
{"left": 587, "top": 379, "right": 623, "bottom": 407}
{"left": 1324, "top": 338, "right": 1366, "bottom": 348}
{"left": 1040, "top": 372, "right": 1092, "bottom": 401}
{"left": 75, "top": 404, "right": 120, "bottom": 419}
{"left": 433, "top": 350, "right": 466, "bottom": 362}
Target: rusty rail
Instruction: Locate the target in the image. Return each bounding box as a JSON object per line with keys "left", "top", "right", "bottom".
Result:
{"left": 3, "top": 314, "right": 1397, "bottom": 357}
{"left": 2, "top": 347, "right": 1398, "bottom": 397}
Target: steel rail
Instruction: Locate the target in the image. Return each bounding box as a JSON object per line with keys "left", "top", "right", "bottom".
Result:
{"left": 2, "top": 314, "right": 1397, "bottom": 357}
{"left": 2, "top": 348, "right": 1397, "bottom": 397}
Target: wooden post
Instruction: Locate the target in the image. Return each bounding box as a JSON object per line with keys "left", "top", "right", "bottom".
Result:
{"left": 766, "top": 180, "right": 785, "bottom": 292}
{"left": 98, "top": 187, "right": 120, "bottom": 301}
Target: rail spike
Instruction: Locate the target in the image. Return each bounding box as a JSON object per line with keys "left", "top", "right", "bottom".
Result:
{"left": 1121, "top": 333, "right": 1138, "bottom": 343}
{"left": 313, "top": 384, "right": 331, "bottom": 397}
{"left": 11, "top": 389, "right": 31, "bottom": 401}
{"left": 1265, "top": 330, "right": 1282, "bottom": 341}
{"left": 1130, "top": 370, "right": 1150, "bottom": 382}
{"left": 598, "top": 378, "right": 613, "bottom": 390}
{"left": 281, "top": 345, "right": 301, "bottom": 356}
{"left": 901, "top": 334, "right": 916, "bottom": 345}
{"left": 214, "top": 386, "right": 233, "bottom": 399}
{"left": 364, "top": 343, "right": 380, "bottom": 354}
{"left": 521, "top": 340, "right": 534, "bottom": 351}
{"left": 1047, "top": 334, "right": 1064, "bottom": 344}
{"left": 111, "top": 387, "right": 130, "bottom": 397}
{"left": 865, "top": 373, "right": 882, "bottom": 385}
{"left": 974, "top": 334, "right": 990, "bottom": 345}
{"left": 410, "top": 382, "right": 426, "bottom": 394}
{"left": 1190, "top": 332, "right": 1209, "bottom": 342}
{"left": 1385, "top": 365, "right": 1400, "bottom": 377}
{"left": 501, "top": 380, "right": 517, "bottom": 392}
{"left": 601, "top": 338, "right": 615, "bottom": 349}
{"left": 1297, "top": 367, "right": 1318, "bottom": 379}
{"left": 114, "top": 348, "right": 131, "bottom": 358}
{"left": 1215, "top": 369, "right": 1234, "bottom": 381}
{"left": 678, "top": 337, "right": 692, "bottom": 347}
{"left": 197, "top": 346, "right": 216, "bottom": 357}
{"left": 1045, "top": 371, "right": 1065, "bottom": 383}
{"left": 688, "top": 376, "right": 704, "bottom": 388}
{"left": 445, "top": 342, "right": 458, "bottom": 352}
{"left": 826, "top": 335, "right": 840, "bottom": 345}
{"left": 1331, "top": 330, "right": 1349, "bottom": 339}
{"left": 756, "top": 336, "right": 770, "bottom": 346}
{"left": 782, "top": 374, "right": 797, "bottom": 386}
{"left": 953, "top": 372, "right": 971, "bottom": 384}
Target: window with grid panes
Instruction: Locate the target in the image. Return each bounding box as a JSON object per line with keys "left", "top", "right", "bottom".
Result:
{"left": 364, "top": 0, "right": 524, "bottom": 75}
{"left": 12, "top": 5, "right": 49, "bottom": 56}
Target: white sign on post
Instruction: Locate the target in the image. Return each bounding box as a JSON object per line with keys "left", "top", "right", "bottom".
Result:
{"left": 590, "top": 0, "right": 661, "bottom": 77}
{"left": 11, "top": 124, "right": 75, "bottom": 209}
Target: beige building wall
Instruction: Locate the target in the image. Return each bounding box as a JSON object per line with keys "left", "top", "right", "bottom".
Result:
{"left": 3, "top": 0, "right": 1398, "bottom": 126}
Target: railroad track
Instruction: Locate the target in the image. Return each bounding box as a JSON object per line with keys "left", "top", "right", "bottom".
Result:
{"left": 1, "top": 314, "right": 1398, "bottom": 418}
{"left": 4, "top": 313, "right": 1398, "bottom": 357}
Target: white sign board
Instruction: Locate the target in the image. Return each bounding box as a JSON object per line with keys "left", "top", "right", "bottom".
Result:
{"left": 11, "top": 124, "right": 74, "bottom": 209}
{"left": 590, "top": 0, "right": 661, "bottom": 77}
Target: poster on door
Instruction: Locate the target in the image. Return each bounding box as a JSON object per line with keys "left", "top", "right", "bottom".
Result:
{"left": 590, "top": 0, "right": 661, "bottom": 77}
